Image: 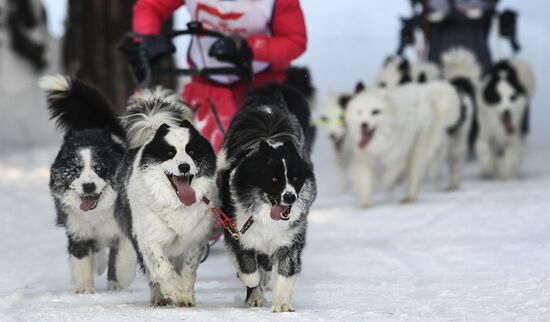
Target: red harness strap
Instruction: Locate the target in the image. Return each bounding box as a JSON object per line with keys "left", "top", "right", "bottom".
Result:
{"left": 201, "top": 196, "right": 254, "bottom": 240}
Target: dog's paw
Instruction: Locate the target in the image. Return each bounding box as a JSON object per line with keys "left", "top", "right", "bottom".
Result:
{"left": 271, "top": 302, "right": 295, "bottom": 313}
{"left": 75, "top": 286, "right": 96, "bottom": 294}
{"left": 151, "top": 297, "right": 173, "bottom": 307}
{"left": 246, "top": 289, "right": 266, "bottom": 308}
{"left": 400, "top": 196, "right": 416, "bottom": 204}
{"left": 176, "top": 291, "right": 196, "bottom": 307}
{"left": 150, "top": 291, "right": 172, "bottom": 306}
{"left": 150, "top": 284, "right": 172, "bottom": 306}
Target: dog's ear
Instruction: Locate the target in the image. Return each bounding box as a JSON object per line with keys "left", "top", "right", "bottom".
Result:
{"left": 281, "top": 140, "right": 296, "bottom": 152}
{"left": 151, "top": 123, "right": 170, "bottom": 142}
{"left": 269, "top": 90, "right": 287, "bottom": 109}
{"left": 259, "top": 140, "right": 273, "bottom": 154}
{"left": 383, "top": 56, "right": 393, "bottom": 67}
{"left": 338, "top": 94, "right": 351, "bottom": 110}
{"left": 355, "top": 81, "right": 366, "bottom": 94}
{"left": 63, "top": 129, "right": 74, "bottom": 141}
{"left": 180, "top": 119, "right": 193, "bottom": 129}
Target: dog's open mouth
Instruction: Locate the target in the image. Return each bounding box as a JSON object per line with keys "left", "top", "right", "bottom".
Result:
{"left": 501, "top": 114, "right": 516, "bottom": 135}
{"left": 80, "top": 194, "right": 101, "bottom": 212}
{"left": 268, "top": 197, "right": 291, "bottom": 221}
{"left": 167, "top": 173, "right": 196, "bottom": 206}
{"left": 359, "top": 125, "right": 376, "bottom": 149}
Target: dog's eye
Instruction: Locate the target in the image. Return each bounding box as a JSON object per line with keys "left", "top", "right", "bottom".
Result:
{"left": 272, "top": 177, "right": 279, "bottom": 183}
{"left": 94, "top": 165, "right": 103, "bottom": 172}
{"left": 379, "top": 82, "right": 386, "bottom": 88}
{"left": 292, "top": 177, "right": 298, "bottom": 182}
{"left": 372, "top": 109, "right": 381, "bottom": 116}
{"left": 167, "top": 150, "right": 175, "bottom": 157}
{"left": 510, "top": 94, "right": 518, "bottom": 101}
{"left": 188, "top": 150, "right": 194, "bottom": 156}
{"left": 320, "top": 116, "right": 329, "bottom": 123}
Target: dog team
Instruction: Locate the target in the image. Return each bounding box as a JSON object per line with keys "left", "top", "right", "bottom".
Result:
{"left": 40, "top": 44, "right": 534, "bottom": 312}
{"left": 321, "top": 47, "right": 535, "bottom": 207}
{"left": 41, "top": 74, "right": 316, "bottom": 312}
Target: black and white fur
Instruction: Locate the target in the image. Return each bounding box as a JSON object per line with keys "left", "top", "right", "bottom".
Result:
{"left": 476, "top": 58, "right": 535, "bottom": 179}
{"left": 114, "top": 89, "right": 217, "bottom": 306}
{"left": 41, "top": 75, "right": 136, "bottom": 293}
{"left": 440, "top": 48, "right": 482, "bottom": 189}
{"left": 219, "top": 84, "right": 316, "bottom": 312}
{"left": 376, "top": 55, "right": 440, "bottom": 88}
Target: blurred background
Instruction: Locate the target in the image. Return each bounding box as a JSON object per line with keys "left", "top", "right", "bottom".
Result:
{"left": 0, "top": 0, "right": 547, "bottom": 153}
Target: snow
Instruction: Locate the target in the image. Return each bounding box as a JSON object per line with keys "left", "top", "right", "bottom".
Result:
{"left": 1, "top": 134, "right": 550, "bottom": 321}
{"left": 1, "top": 0, "right": 549, "bottom": 320}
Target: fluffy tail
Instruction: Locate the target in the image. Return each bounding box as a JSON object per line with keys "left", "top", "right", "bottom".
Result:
{"left": 442, "top": 48, "right": 481, "bottom": 136}
{"left": 121, "top": 87, "right": 194, "bottom": 148}
{"left": 441, "top": 48, "right": 481, "bottom": 84}
{"left": 285, "top": 66, "right": 316, "bottom": 103}
{"left": 39, "top": 75, "right": 124, "bottom": 137}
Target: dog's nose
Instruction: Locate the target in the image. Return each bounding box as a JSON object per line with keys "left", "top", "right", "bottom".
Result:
{"left": 82, "top": 183, "right": 96, "bottom": 194}
{"left": 178, "top": 163, "right": 190, "bottom": 174}
{"left": 361, "top": 123, "right": 369, "bottom": 131}
{"left": 282, "top": 192, "right": 297, "bottom": 204}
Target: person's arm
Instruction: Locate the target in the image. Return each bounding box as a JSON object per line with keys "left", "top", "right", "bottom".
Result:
{"left": 133, "top": 0, "right": 184, "bottom": 35}
{"left": 246, "top": 0, "right": 307, "bottom": 64}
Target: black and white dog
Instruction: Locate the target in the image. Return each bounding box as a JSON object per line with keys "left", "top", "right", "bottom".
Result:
{"left": 41, "top": 75, "right": 137, "bottom": 293}
{"left": 476, "top": 58, "right": 535, "bottom": 179}
{"left": 376, "top": 55, "right": 440, "bottom": 88}
{"left": 219, "top": 83, "right": 317, "bottom": 312}
{"left": 114, "top": 89, "right": 217, "bottom": 306}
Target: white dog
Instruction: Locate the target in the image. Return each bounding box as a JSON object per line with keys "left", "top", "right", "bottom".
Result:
{"left": 345, "top": 82, "right": 461, "bottom": 206}
{"left": 476, "top": 58, "right": 535, "bottom": 179}
{"left": 318, "top": 83, "right": 365, "bottom": 189}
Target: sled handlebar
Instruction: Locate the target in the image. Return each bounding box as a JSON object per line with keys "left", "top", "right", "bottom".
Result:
{"left": 121, "top": 21, "right": 249, "bottom": 89}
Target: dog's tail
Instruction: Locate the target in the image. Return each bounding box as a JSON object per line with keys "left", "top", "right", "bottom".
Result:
{"left": 39, "top": 75, "right": 124, "bottom": 138}
{"left": 441, "top": 48, "right": 481, "bottom": 139}
{"left": 285, "top": 66, "right": 316, "bottom": 104}
{"left": 121, "top": 87, "right": 194, "bottom": 148}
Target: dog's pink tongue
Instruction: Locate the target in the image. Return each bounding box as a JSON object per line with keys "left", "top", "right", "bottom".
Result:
{"left": 174, "top": 176, "right": 196, "bottom": 206}
{"left": 270, "top": 205, "right": 289, "bottom": 221}
{"left": 359, "top": 132, "right": 372, "bottom": 149}
{"left": 80, "top": 197, "right": 97, "bottom": 212}
{"left": 503, "top": 120, "right": 515, "bottom": 135}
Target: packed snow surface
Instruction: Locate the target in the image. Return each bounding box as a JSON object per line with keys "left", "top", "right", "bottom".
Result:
{"left": 0, "top": 135, "right": 549, "bottom": 321}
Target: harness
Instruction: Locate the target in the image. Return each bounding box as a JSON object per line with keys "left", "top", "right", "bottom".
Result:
{"left": 201, "top": 196, "right": 254, "bottom": 240}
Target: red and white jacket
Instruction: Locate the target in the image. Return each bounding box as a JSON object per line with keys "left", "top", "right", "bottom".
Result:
{"left": 133, "top": 0, "right": 307, "bottom": 151}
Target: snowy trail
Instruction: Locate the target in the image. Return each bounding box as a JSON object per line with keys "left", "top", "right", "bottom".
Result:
{"left": 0, "top": 136, "right": 549, "bottom": 321}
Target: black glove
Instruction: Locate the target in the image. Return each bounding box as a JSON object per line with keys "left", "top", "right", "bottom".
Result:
{"left": 120, "top": 33, "right": 176, "bottom": 87}
{"left": 499, "top": 10, "right": 521, "bottom": 53}
{"left": 208, "top": 34, "right": 253, "bottom": 80}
